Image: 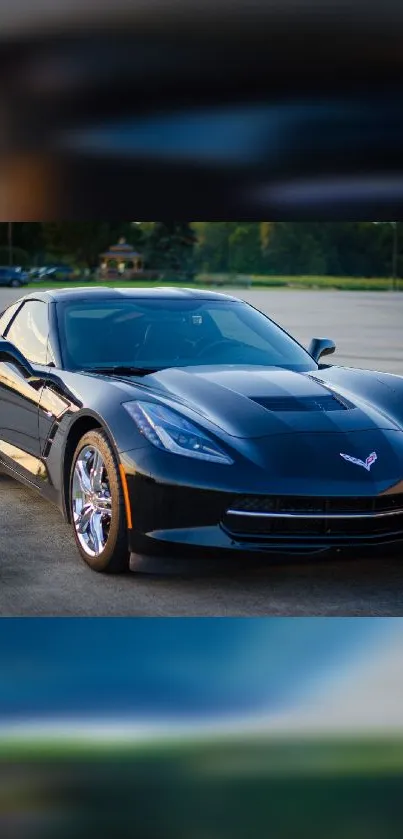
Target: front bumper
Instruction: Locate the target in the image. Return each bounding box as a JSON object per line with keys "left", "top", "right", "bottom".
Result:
{"left": 126, "top": 473, "right": 403, "bottom": 559}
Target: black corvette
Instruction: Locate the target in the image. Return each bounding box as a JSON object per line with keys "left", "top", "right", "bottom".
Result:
{"left": 0, "top": 286, "right": 403, "bottom": 573}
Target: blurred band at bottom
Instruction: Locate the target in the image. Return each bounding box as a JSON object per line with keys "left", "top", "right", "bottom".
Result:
{"left": 0, "top": 618, "right": 402, "bottom": 839}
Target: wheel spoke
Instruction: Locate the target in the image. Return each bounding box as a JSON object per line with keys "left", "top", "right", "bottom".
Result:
{"left": 96, "top": 494, "right": 112, "bottom": 511}
{"left": 76, "top": 504, "right": 93, "bottom": 534}
{"left": 75, "top": 458, "right": 92, "bottom": 495}
{"left": 89, "top": 510, "right": 104, "bottom": 555}
{"left": 90, "top": 449, "right": 104, "bottom": 492}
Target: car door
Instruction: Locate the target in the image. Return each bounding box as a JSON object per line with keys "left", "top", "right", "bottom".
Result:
{"left": 0, "top": 299, "right": 49, "bottom": 476}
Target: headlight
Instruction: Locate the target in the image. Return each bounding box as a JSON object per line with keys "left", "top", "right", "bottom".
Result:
{"left": 123, "top": 401, "right": 233, "bottom": 464}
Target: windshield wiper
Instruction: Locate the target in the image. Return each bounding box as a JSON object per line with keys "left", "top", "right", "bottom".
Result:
{"left": 83, "top": 366, "right": 160, "bottom": 377}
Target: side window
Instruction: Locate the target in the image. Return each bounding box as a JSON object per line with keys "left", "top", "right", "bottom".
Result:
{"left": 0, "top": 302, "right": 22, "bottom": 336}
{"left": 6, "top": 301, "right": 49, "bottom": 364}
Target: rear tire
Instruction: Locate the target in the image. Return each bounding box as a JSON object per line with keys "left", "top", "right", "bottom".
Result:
{"left": 9, "top": 279, "right": 21, "bottom": 288}
{"left": 69, "top": 429, "right": 130, "bottom": 573}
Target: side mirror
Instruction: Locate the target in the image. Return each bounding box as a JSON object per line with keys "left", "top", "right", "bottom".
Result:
{"left": 0, "top": 339, "right": 36, "bottom": 379}
{"left": 308, "top": 337, "right": 336, "bottom": 363}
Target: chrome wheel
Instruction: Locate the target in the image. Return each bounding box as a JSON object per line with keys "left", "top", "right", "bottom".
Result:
{"left": 72, "top": 445, "right": 112, "bottom": 557}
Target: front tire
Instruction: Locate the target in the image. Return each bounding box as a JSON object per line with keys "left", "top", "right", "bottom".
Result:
{"left": 69, "top": 429, "right": 130, "bottom": 573}
{"left": 9, "top": 279, "right": 21, "bottom": 288}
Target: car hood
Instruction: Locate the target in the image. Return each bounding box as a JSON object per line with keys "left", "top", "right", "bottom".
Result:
{"left": 126, "top": 365, "right": 403, "bottom": 439}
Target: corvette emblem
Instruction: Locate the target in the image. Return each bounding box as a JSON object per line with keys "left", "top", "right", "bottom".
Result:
{"left": 340, "top": 451, "right": 378, "bottom": 472}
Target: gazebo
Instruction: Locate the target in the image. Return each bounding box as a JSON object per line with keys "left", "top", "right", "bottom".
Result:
{"left": 99, "top": 238, "right": 144, "bottom": 279}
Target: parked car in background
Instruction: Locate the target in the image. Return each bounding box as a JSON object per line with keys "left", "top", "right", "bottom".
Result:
{"left": 29, "top": 264, "right": 77, "bottom": 282}
{"left": 47, "top": 264, "right": 77, "bottom": 281}
{"left": 0, "top": 267, "right": 29, "bottom": 288}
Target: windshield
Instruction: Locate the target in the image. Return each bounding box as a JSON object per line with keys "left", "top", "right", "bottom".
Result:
{"left": 57, "top": 298, "right": 316, "bottom": 373}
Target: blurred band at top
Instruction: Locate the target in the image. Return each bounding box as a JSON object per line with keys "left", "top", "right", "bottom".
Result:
{"left": 1, "top": 2, "right": 403, "bottom": 218}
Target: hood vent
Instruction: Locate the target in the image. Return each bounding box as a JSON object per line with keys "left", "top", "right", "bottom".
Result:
{"left": 251, "top": 394, "right": 353, "bottom": 413}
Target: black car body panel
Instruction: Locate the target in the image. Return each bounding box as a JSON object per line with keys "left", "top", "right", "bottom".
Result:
{"left": 1, "top": 287, "right": 403, "bottom": 563}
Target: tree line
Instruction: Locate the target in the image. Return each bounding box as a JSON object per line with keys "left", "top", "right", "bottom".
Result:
{"left": 0, "top": 222, "right": 400, "bottom": 277}
{"left": 193, "top": 222, "right": 400, "bottom": 277}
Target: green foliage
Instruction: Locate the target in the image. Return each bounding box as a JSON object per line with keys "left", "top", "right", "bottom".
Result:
{"left": 1, "top": 737, "right": 403, "bottom": 839}
{"left": 0, "top": 247, "right": 29, "bottom": 267}
{"left": 0, "top": 223, "right": 45, "bottom": 261}
{"left": 42, "top": 223, "right": 144, "bottom": 268}
{"left": 194, "top": 221, "right": 403, "bottom": 277}
{"left": 144, "top": 222, "right": 196, "bottom": 279}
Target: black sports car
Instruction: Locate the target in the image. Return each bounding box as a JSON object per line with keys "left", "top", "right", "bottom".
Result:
{"left": 0, "top": 287, "right": 403, "bottom": 573}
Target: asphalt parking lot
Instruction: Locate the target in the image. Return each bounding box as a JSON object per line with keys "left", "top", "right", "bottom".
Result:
{"left": 1, "top": 287, "right": 403, "bottom": 616}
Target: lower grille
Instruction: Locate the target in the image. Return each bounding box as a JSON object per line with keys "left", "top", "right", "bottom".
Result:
{"left": 222, "top": 494, "right": 403, "bottom": 544}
